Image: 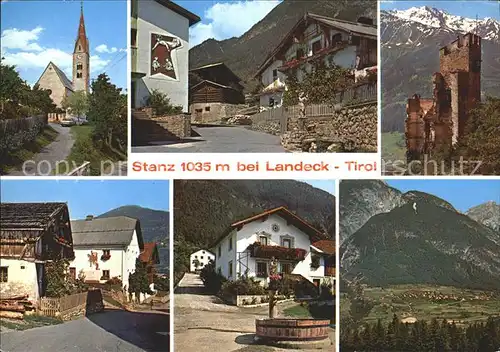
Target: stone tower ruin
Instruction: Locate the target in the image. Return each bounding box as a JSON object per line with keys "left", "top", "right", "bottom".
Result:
{"left": 405, "top": 33, "right": 482, "bottom": 163}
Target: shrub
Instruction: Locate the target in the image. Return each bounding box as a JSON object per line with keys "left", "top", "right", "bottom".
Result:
{"left": 319, "top": 283, "right": 334, "bottom": 301}
{"left": 294, "top": 280, "right": 319, "bottom": 298}
{"left": 200, "top": 260, "right": 227, "bottom": 294}
{"left": 220, "top": 276, "right": 266, "bottom": 297}
{"left": 105, "top": 277, "right": 123, "bottom": 286}
{"left": 145, "top": 89, "right": 183, "bottom": 116}
{"left": 154, "top": 275, "right": 169, "bottom": 292}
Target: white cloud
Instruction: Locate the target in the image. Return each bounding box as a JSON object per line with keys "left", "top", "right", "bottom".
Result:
{"left": 2, "top": 48, "right": 110, "bottom": 75}
{"left": 95, "top": 44, "right": 120, "bottom": 54}
{"left": 1, "top": 26, "right": 44, "bottom": 51}
{"left": 190, "top": 0, "right": 281, "bottom": 46}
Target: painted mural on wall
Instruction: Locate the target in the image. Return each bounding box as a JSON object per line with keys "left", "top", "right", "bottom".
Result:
{"left": 150, "top": 33, "right": 182, "bottom": 79}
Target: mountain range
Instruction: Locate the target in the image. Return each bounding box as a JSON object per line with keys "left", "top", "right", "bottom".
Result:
{"left": 340, "top": 180, "right": 500, "bottom": 290}
{"left": 189, "top": 0, "right": 376, "bottom": 91}
{"left": 97, "top": 205, "right": 170, "bottom": 273}
{"left": 381, "top": 6, "right": 500, "bottom": 133}
{"left": 174, "top": 180, "right": 335, "bottom": 279}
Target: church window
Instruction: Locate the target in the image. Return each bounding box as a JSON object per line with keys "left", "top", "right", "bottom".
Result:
{"left": 77, "top": 63, "right": 83, "bottom": 70}
{"left": 77, "top": 72, "right": 82, "bottom": 78}
{"left": 78, "top": 45, "right": 81, "bottom": 51}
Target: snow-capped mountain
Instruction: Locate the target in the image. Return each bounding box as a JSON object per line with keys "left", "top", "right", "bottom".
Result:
{"left": 381, "top": 6, "right": 500, "bottom": 133}
{"left": 389, "top": 6, "right": 500, "bottom": 41}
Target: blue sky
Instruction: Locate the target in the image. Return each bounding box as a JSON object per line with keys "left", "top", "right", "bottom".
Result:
{"left": 0, "top": 180, "right": 170, "bottom": 220}
{"left": 386, "top": 179, "right": 500, "bottom": 212}
{"left": 381, "top": 1, "right": 500, "bottom": 20}
{"left": 302, "top": 180, "right": 335, "bottom": 196}
{"left": 175, "top": 0, "right": 282, "bottom": 46}
{"left": 1, "top": 0, "right": 127, "bottom": 89}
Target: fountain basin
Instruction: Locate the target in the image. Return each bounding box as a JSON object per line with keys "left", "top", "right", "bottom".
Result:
{"left": 255, "top": 318, "right": 330, "bottom": 341}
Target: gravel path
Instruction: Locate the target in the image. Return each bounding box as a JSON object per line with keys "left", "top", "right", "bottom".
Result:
{"left": 132, "top": 126, "right": 286, "bottom": 153}
{"left": 0, "top": 309, "right": 169, "bottom": 352}
{"left": 8, "top": 123, "right": 75, "bottom": 176}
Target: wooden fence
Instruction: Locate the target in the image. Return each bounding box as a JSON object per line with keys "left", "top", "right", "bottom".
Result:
{"left": 39, "top": 292, "right": 87, "bottom": 318}
{"left": 249, "top": 83, "right": 377, "bottom": 134}
{"left": 0, "top": 115, "right": 47, "bottom": 134}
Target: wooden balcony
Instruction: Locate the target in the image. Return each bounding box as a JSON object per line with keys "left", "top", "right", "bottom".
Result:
{"left": 325, "top": 267, "right": 336, "bottom": 277}
{"left": 248, "top": 242, "right": 307, "bottom": 261}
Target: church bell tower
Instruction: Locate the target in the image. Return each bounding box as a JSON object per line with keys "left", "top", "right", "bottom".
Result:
{"left": 73, "top": 1, "right": 90, "bottom": 92}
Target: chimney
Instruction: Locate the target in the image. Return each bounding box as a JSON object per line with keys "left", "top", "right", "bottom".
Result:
{"left": 85, "top": 215, "right": 94, "bottom": 221}
{"left": 357, "top": 17, "right": 373, "bottom": 26}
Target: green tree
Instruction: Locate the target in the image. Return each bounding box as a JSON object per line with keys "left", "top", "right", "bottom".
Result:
{"left": 62, "top": 90, "right": 89, "bottom": 121}
{"left": 458, "top": 96, "right": 500, "bottom": 175}
{"left": 86, "top": 73, "right": 127, "bottom": 151}
{"left": 128, "top": 258, "right": 153, "bottom": 301}
{"left": 0, "top": 62, "right": 30, "bottom": 119}
{"left": 44, "top": 259, "right": 86, "bottom": 297}
{"left": 282, "top": 59, "right": 353, "bottom": 107}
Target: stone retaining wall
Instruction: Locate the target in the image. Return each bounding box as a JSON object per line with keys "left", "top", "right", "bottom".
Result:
{"left": 281, "top": 102, "right": 377, "bottom": 152}
{"left": 155, "top": 114, "right": 191, "bottom": 138}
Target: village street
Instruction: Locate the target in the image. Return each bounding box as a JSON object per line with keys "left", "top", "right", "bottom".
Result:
{"left": 132, "top": 126, "right": 286, "bottom": 153}
{"left": 0, "top": 308, "right": 169, "bottom": 352}
{"left": 8, "top": 123, "right": 74, "bottom": 176}
{"left": 174, "top": 273, "right": 335, "bottom": 352}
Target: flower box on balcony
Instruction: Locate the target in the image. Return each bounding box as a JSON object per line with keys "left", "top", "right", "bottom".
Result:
{"left": 248, "top": 242, "right": 306, "bottom": 261}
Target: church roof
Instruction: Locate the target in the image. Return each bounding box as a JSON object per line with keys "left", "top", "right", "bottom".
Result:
{"left": 36, "top": 62, "right": 74, "bottom": 92}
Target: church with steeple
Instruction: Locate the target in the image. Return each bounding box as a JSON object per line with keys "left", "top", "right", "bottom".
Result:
{"left": 36, "top": 1, "right": 90, "bottom": 108}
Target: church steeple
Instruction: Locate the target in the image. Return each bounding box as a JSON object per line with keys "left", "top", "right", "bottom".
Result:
{"left": 75, "top": 0, "right": 88, "bottom": 53}
{"left": 72, "top": 0, "right": 90, "bottom": 92}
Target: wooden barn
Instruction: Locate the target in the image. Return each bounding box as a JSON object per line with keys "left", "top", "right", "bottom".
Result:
{"left": 189, "top": 63, "right": 246, "bottom": 123}
{"left": 0, "top": 203, "right": 75, "bottom": 301}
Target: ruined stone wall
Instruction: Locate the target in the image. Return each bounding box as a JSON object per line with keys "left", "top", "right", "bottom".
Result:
{"left": 281, "top": 102, "right": 377, "bottom": 152}
{"left": 155, "top": 114, "right": 191, "bottom": 138}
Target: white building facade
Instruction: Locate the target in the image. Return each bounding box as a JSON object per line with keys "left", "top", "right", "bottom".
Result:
{"left": 189, "top": 249, "right": 215, "bottom": 272}
{"left": 255, "top": 13, "right": 377, "bottom": 110}
{"left": 131, "top": 0, "right": 200, "bottom": 111}
{"left": 70, "top": 216, "right": 144, "bottom": 291}
{"left": 211, "top": 207, "right": 334, "bottom": 287}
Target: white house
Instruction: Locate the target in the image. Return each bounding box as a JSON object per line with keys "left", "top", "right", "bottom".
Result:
{"left": 131, "top": 0, "right": 200, "bottom": 111}
{"left": 210, "top": 207, "right": 335, "bottom": 288}
{"left": 69, "top": 215, "right": 144, "bottom": 291}
{"left": 189, "top": 249, "right": 215, "bottom": 272}
{"left": 254, "top": 13, "right": 377, "bottom": 110}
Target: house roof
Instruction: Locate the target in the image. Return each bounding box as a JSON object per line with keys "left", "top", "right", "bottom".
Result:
{"left": 311, "top": 240, "right": 335, "bottom": 255}
{"left": 255, "top": 12, "right": 377, "bottom": 77}
{"left": 0, "top": 202, "right": 67, "bottom": 232}
{"left": 308, "top": 13, "right": 377, "bottom": 38}
{"left": 154, "top": 0, "right": 201, "bottom": 27}
{"left": 36, "top": 62, "right": 74, "bottom": 92}
{"left": 190, "top": 79, "right": 238, "bottom": 91}
{"left": 71, "top": 216, "right": 144, "bottom": 249}
{"left": 212, "top": 206, "right": 328, "bottom": 248}
{"left": 190, "top": 62, "right": 242, "bottom": 84}
{"left": 139, "top": 242, "right": 160, "bottom": 264}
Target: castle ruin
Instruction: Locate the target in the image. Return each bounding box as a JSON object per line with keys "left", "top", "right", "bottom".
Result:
{"left": 405, "top": 33, "right": 482, "bottom": 163}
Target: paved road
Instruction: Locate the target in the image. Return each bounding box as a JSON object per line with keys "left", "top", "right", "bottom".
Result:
{"left": 8, "top": 123, "right": 75, "bottom": 176}
{"left": 132, "top": 126, "right": 286, "bottom": 153}
{"left": 0, "top": 309, "right": 169, "bottom": 352}
{"left": 174, "top": 273, "right": 334, "bottom": 352}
